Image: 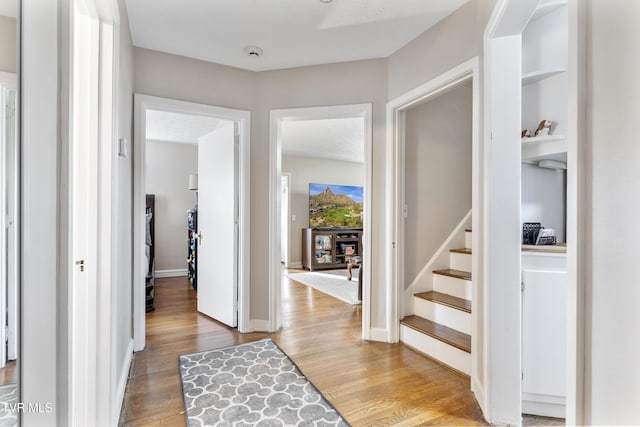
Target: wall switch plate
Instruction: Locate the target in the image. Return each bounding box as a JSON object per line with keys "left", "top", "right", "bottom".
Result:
{"left": 403, "top": 204, "right": 408, "bottom": 218}
{"left": 291, "top": 214, "right": 296, "bottom": 222}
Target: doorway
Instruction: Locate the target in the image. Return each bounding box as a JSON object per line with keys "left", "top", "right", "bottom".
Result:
{"left": 269, "top": 104, "right": 373, "bottom": 336}
{"left": 133, "top": 95, "right": 251, "bottom": 351}
{"left": 0, "top": 71, "right": 18, "bottom": 379}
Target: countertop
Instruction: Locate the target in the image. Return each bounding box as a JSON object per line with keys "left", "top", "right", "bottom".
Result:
{"left": 522, "top": 243, "right": 567, "bottom": 254}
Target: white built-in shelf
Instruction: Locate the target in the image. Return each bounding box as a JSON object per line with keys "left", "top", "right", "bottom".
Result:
{"left": 521, "top": 134, "right": 565, "bottom": 145}
{"left": 531, "top": 0, "right": 568, "bottom": 21}
{"left": 522, "top": 134, "right": 567, "bottom": 161}
{"left": 522, "top": 68, "right": 567, "bottom": 86}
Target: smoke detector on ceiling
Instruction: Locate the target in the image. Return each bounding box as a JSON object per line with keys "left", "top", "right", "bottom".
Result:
{"left": 319, "top": 0, "right": 334, "bottom": 3}
{"left": 244, "top": 46, "right": 263, "bottom": 58}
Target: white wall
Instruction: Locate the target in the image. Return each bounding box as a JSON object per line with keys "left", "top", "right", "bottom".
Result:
{"left": 257, "top": 60, "right": 388, "bottom": 325}
{"left": 114, "top": 0, "right": 135, "bottom": 420}
{"left": 521, "top": 163, "right": 566, "bottom": 243}
{"left": 0, "top": 15, "right": 16, "bottom": 73}
{"left": 134, "top": 49, "right": 388, "bottom": 326}
{"left": 282, "top": 155, "right": 364, "bottom": 267}
{"left": 145, "top": 140, "right": 198, "bottom": 271}
{"left": 403, "top": 85, "right": 472, "bottom": 287}
{"left": 586, "top": 0, "right": 640, "bottom": 423}
{"left": 387, "top": 0, "right": 495, "bottom": 394}
{"left": 387, "top": 0, "right": 496, "bottom": 100}
{"left": 21, "top": 0, "right": 58, "bottom": 424}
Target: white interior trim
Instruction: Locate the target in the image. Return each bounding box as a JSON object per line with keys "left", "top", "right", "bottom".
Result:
{"left": 386, "top": 57, "right": 479, "bottom": 347}
{"left": 133, "top": 94, "right": 251, "bottom": 348}
{"left": 281, "top": 172, "right": 291, "bottom": 267}
{"left": 268, "top": 104, "right": 373, "bottom": 338}
{"left": 154, "top": 269, "right": 188, "bottom": 278}
{"left": 565, "top": 1, "right": 586, "bottom": 424}
{"left": 483, "top": 0, "right": 584, "bottom": 424}
{"left": 113, "top": 339, "right": 133, "bottom": 423}
{"left": 0, "top": 73, "right": 17, "bottom": 369}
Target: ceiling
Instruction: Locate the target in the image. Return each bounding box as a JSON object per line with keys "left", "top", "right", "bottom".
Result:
{"left": 125, "top": 0, "right": 469, "bottom": 72}
{"left": 147, "top": 110, "right": 363, "bottom": 163}
{"left": 281, "top": 118, "right": 364, "bottom": 164}
{"left": 138, "top": 1, "right": 468, "bottom": 158}
{"left": 146, "top": 109, "right": 227, "bottom": 144}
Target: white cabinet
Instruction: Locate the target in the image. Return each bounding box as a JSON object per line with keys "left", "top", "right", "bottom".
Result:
{"left": 522, "top": 252, "right": 567, "bottom": 418}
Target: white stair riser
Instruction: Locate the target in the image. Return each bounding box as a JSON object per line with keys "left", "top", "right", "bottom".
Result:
{"left": 400, "top": 325, "right": 471, "bottom": 375}
{"left": 465, "top": 231, "right": 472, "bottom": 249}
{"left": 433, "top": 275, "right": 472, "bottom": 300}
{"left": 414, "top": 298, "right": 472, "bottom": 335}
{"left": 449, "top": 252, "right": 471, "bottom": 272}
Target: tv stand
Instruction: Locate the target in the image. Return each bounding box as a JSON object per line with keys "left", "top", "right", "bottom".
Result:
{"left": 302, "top": 228, "right": 362, "bottom": 271}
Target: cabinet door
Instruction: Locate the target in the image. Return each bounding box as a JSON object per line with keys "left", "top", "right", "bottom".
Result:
{"left": 522, "top": 270, "right": 567, "bottom": 397}
{"left": 313, "top": 233, "right": 333, "bottom": 264}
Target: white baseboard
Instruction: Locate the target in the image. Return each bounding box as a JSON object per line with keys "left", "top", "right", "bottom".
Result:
{"left": 155, "top": 269, "right": 187, "bottom": 278}
{"left": 251, "top": 319, "right": 272, "bottom": 332}
{"left": 113, "top": 339, "right": 134, "bottom": 425}
{"left": 471, "top": 376, "right": 486, "bottom": 417}
{"left": 367, "top": 327, "right": 390, "bottom": 343}
{"left": 287, "top": 261, "right": 302, "bottom": 269}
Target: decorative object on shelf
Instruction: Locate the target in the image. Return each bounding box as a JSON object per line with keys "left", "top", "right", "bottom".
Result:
{"left": 534, "top": 119, "right": 552, "bottom": 137}
{"left": 522, "top": 222, "right": 542, "bottom": 245}
{"left": 535, "top": 228, "right": 557, "bottom": 245}
{"left": 522, "top": 129, "right": 532, "bottom": 138}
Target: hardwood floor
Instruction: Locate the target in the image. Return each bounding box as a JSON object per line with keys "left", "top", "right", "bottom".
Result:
{"left": 120, "top": 272, "right": 490, "bottom": 426}
{"left": 0, "top": 362, "right": 16, "bottom": 385}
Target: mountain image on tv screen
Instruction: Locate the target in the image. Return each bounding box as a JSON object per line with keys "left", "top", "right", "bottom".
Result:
{"left": 309, "top": 183, "right": 363, "bottom": 228}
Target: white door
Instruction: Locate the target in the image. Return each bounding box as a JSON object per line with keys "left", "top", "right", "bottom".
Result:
{"left": 197, "top": 122, "right": 238, "bottom": 327}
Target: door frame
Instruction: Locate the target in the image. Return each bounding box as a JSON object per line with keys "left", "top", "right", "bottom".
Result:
{"left": 133, "top": 94, "right": 251, "bottom": 350}
{"left": 268, "top": 104, "right": 373, "bottom": 336}
{"left": 386, "top": 56, "right": 480, "bottom": 387}
{"left": 0, "top": 71, "right": 18, "bottom": 368}
{"left": 280, "top": 173, "right": 291, "bottom": 267}
{"left": 483, "top": 0, "right": 585, "bottom": 424}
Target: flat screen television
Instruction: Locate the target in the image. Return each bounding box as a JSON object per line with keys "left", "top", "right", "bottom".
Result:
{"left": 309, "top": 183, "right": 363, "bottom": 228}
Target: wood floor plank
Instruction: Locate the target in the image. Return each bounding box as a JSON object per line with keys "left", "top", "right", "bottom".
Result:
{"left": 119, "top": 272, "right": 488, "bottom": 426}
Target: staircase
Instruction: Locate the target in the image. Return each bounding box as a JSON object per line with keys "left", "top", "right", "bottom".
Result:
{"left": 400, "top": 229, "right": 473, "bottom": 375}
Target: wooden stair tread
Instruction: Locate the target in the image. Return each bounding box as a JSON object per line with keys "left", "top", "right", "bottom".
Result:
{"left": 401, "top": 315, "right": 471, "bottom": 353}
{"left": 414, "top": 291, "right": 471, "bottom": 313}
{"left": 433, "top": 269, "right": 472, "bottom": 281}
{"left": 464, "top": 228, "right": 472, "bottom": 233}
{"left": 450, "top": 248, "right": 471, "bottom": 255}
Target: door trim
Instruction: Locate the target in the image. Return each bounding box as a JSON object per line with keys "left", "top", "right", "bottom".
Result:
{"left": 133, "top": 94, "right": 251, "bottom": 350}
{"left": 268, "top": 104, "right": 373, "bottom": 337}
{"left": 280, "top": 173, "right": 291, "bottom": 267}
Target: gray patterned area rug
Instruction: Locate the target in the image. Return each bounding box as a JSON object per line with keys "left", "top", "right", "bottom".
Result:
{"left": 0, "top": 383, "right": 17, "bottom": 427}
{"left": 179, "top": 338, "right": 349, "bottom": 427}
